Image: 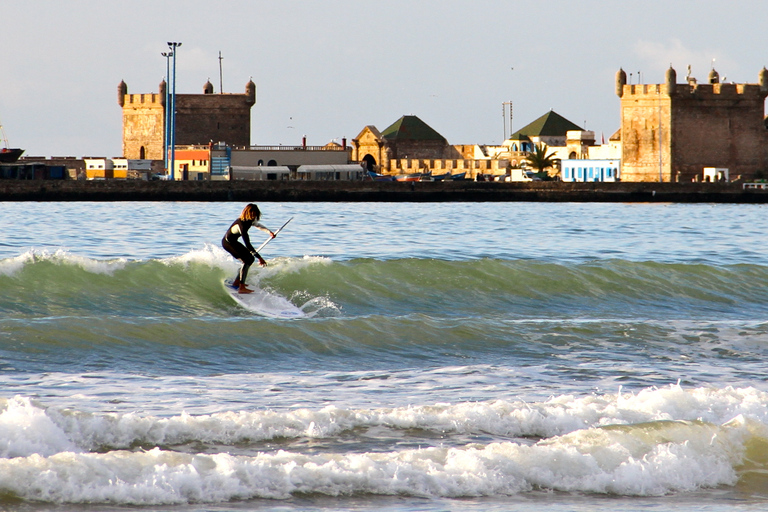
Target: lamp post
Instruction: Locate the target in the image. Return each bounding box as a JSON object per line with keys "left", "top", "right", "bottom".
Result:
{"left": 161, "top": 51, "right": 172, "bottom": 173}
{"left": 167, "top": 42, "right": 182, "bottom": 180}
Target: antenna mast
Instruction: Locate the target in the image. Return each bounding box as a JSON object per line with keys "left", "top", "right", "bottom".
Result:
{"left": 218, "top": 51, "right": 224, "bottom": 93}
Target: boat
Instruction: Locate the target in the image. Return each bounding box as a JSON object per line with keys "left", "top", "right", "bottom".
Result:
{"left": 449, "top": 172, "right": 467, "bottom": 181}
{"left": 0, "top": 148, "right": 24, "bottom": 163}
{"left": 0, "top": 121, "right": 24, "bottom": 163}
{"left": 367, "top": 170, "right": 395, "bottom": 181}
{"left": 395, "top": 172, "right": 427, "bottom": 182}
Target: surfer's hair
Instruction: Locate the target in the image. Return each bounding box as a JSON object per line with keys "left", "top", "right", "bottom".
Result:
{"left": 240, "top": 204, "right": 261, "bottom": 222}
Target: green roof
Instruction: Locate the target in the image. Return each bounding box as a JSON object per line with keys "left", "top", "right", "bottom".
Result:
{"left": 381, "top": 115, "right": 446, "bottom": 142}
{"left": 509, "top": 110, "right": 582, "bottom": 140}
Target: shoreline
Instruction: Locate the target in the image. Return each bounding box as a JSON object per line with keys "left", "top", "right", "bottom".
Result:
{"left": 0, "top": 180, "right": 766, "bottom": 203}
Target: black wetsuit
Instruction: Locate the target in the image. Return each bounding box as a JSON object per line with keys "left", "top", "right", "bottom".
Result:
{"left": 222, "top": 218, "right": 263, "bottom": 284}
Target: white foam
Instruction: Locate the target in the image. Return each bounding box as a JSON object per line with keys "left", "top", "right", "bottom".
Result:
{"left": 1, "top": 384, "right": 762, "bottom": 458}
{"left": 0, "top": 418, "right": 752, "bottom": 504}
{"left": 0, "top": 249, "right": 128, "bottom": 276}
{"left": 0, "top": 397, "right": 79, "bottom": 457}
{"left": 163, "top": 246, "right": 330, "bottom": 279}
{"left": 162, "top": 243, "right": 233, "bottom": 269}
{"left": 0, "top": 252, "right": 34, "bottom": 276}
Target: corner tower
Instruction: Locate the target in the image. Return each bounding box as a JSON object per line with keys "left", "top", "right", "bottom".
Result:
{"left": 617, "top": 66, "right": 768, "bottom": 182}
{"left": 119, "top": 79, "right": 257, "bottom": 160}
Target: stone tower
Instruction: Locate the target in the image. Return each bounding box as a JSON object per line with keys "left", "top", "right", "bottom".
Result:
{"left": 119, "top": 79, "right": 257, "bottom": 160}
{"left": 617, "top": 66, "right": 768, "bottom": 182}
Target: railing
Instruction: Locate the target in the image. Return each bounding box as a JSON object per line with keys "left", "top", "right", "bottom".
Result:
{"left": 242, "top": 145, "right": 348, "bottom": 151}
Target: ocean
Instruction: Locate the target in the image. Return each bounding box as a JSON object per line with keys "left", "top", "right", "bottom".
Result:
{"left": 1, "top": 200, "right": 768, "bottom": 511}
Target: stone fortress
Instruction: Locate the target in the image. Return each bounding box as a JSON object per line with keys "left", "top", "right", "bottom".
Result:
{"left": 118, "top": 78, "right": 255, "bottom": 161}
{"left": 617, "top": 66, "right": 768, "bottom": 182}
{"left": 109, "top": 65, "right": 768, "bottom": 183}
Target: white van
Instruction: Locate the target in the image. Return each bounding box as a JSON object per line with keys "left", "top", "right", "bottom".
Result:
{"left": 505, "top": 168, "right": 535, "bottom": 182}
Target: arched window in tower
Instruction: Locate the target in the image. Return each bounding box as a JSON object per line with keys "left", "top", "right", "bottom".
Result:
{"left": 140, "top": 146, "right": 146, "bottom": 159}
{"left": 569, "top": 151, "right": 577, "bottom": 159}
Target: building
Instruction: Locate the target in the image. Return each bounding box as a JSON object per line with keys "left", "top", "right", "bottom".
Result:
{"left": 505, "top": 110, "right": 584, "bottom": 151}
{"left": 170, "top": 141, "right": 352, "bottom": 180}
{"left": 118, "top": 79, "right": 256, "bottom": 161}
{"left": 352, "top": 115, "right": 509, "bottom": 179}
{"left": 616, "top": 66, "right": 768, "bottom": 182}
{"left": 561, "top": 159, "right": 621, "bottom": 182}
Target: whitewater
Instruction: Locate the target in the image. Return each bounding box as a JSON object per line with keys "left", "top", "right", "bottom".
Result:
{"left": 1, "top": 201, "right": 768, "bottom": 511}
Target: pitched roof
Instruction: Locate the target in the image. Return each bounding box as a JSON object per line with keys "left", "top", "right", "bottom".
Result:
{"left": 509, "top": 110, "right": 583, "bottom": 140}
{"left": 381, "top": 115, "right": 446, "bottom": 142}
{"left": 355, "top": 125, "right": 382, "bottom": 140}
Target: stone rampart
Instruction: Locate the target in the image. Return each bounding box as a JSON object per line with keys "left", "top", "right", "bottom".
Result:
{"left": 0, "top": 180, "right": 766, "bottom": 203}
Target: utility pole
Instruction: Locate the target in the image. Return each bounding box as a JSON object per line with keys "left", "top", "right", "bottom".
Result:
{"left": 161, "top": 51, "right": 172, "bottom": 172}
{"left": 167, "top": 41, "right": 182, "bottom": 180}
{"left": 219, "top": 51, "right": 224, "bottom": 93}
{"left": 502, "top": 101, "right": 513, "bottom": 141}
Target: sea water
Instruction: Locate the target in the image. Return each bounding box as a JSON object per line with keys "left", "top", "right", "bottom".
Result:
{"left": 0, "top": 201, "right": 768, "bottom": 511}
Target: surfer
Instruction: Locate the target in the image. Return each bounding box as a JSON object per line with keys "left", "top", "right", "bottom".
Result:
{"left": 222, "top": 203, "right": 275, "bottom": 294}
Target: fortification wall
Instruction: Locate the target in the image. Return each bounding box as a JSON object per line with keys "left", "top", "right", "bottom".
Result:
{"left": 1, "top": 180, "right": 766, "bottom": 203}
{"left": 618, "top": 72, "right": 768, "bottom": 182}
{"left": 122, "top": 93, "right": 165, "bottom": 160}
{"left": 175, "top": 94, "right": 252, "bottom": 147}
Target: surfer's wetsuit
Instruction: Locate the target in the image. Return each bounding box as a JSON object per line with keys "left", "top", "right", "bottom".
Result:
{"left": 222, "top": 218, "right": 270, "bottom": 285}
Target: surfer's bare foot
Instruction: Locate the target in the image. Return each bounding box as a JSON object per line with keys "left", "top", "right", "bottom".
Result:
{"left": 238, "top": 285, "right": 253, "bottom": 294}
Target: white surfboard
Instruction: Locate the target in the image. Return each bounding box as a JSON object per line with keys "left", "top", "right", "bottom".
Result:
{"left": 223, "top": 280, "right": 307, "bottom": 319}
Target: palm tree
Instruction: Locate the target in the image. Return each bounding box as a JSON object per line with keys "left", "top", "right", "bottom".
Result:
{"left": 524, "top": 143, "right": 558, "bottom": 178}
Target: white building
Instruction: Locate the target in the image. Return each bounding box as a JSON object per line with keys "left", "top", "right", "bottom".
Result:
{"left": 561, "top": 159, "right": 621, "bottom": 182}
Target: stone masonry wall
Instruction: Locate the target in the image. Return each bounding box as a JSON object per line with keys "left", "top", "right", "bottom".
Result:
{"left": 122, "top": 93, "right": 165, "bottom": 160}
{"left": 175, "top": 94, "right": 252, "bottom": 147}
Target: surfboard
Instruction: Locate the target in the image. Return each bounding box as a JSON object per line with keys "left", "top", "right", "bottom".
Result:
{"left": 224, "top": 280, "right": 306, "bottom": 319}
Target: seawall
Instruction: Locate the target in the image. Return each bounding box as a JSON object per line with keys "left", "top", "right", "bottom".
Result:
{"left": 1, "top": 180, "right": 767, "bottom": 203}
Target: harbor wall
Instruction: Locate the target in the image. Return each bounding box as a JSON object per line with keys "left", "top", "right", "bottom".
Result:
{"left": 0, "top": 180, "right": 767, "bottom": 203}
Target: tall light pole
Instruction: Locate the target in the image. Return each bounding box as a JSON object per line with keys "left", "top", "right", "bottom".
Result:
{"left": 161, "top": 51, "right": 172, "bottom": 173}
{"left": 502, "top": 101, "right": 513, "bottom": 141}
{"left": 167, "top": 41, "right": 182, "bottom": 180}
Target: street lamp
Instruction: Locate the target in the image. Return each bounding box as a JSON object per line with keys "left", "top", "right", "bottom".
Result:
{"left": 161, "top": 51, "right": 172, "bottom": 173}
{"left": 167, "top": 42, "right": 182, "bottom": 180}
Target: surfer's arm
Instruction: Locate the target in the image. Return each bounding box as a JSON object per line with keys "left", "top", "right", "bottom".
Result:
{"left": 253, "top": 222, "right": 276, "bottom": 238}
{"left": 240, "top": 230, "right": 256, "bottom": 253}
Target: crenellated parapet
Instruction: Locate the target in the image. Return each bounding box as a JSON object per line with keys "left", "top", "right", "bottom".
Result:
{"left": 617, "top": 66, "right": 768, "bottom": 100}
{"left": 617, "top": 66, "right": 768, "bottom": 183}
{"left": 118, "top": 79, "right": 257, "bottom": 160}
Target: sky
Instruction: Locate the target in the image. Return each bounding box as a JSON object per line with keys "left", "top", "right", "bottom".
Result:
{"left": 1, "top": 0, "right": 767, "bottom": 157}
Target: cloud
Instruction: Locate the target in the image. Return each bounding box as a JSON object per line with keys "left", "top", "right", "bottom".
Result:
{"left": 632, "top": 39, "right": 720, "bottom": 80}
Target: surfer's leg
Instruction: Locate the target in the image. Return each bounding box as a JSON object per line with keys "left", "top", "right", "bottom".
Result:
{"left": 238, "top": 252, "right": 256, "bottom": 292}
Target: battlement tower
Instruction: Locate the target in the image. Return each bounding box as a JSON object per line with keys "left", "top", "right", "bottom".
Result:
{"left": 119, "top": 79, "right": 256, "bottom": 160}
{"left": 617, "top": 66, "right": 768, "bottom": 182}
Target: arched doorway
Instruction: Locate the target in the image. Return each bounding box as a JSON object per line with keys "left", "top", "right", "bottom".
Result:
{"left": 362, "top": 154, "right": 377, "bottom": 172}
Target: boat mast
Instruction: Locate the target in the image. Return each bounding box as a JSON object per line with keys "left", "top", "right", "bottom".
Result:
{"left": 0, "top": 120, "right": 10, "bottom": 149}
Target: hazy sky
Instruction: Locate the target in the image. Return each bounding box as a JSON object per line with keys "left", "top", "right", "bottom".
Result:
{"left": 2, "top": 0, "right": 767, "bottom": 157}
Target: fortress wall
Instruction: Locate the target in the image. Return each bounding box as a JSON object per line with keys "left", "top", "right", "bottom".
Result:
{"left": 619, "top": 73, "right": 768, "bottom": 182}
{"left": 122, "top": 94, "right": 165, "bottom": 160}
{"left": 174, "top": 94, "right": 252, "bottom": 147}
